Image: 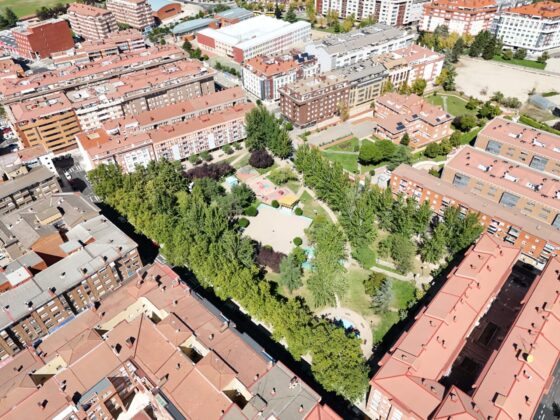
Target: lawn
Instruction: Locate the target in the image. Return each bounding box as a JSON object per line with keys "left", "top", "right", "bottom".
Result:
{"left": 325, "top": 137, "right": 359, "bottom": 152}
{"left": 0, "top": 0, "right": 60, "bottom": 16}
{"left": 299, "top": 190, "right": 329, "bottom": 220}
{"left": 426, "top": 93, "right": 475, "bottom": 117}
{"left": 390, "top": 279, "right": 416, "bottom": 310}
{"left": 339, "top": 267, "right": 374, "bottom": 317}
{"left": 321, "top": 151, "right": 359, "bottom": 173}
{"left": 373, "top": 311, "right": 400, "bottom": 343}
{"left": 492, "top": 55, "right": 546, "bottom": 70}
{"left": 233, "top": 154, "right": 249, "bottom": 169}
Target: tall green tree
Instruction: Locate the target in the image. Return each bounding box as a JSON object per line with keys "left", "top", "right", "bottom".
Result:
{"left": 285, "top": 5, "right": 297, "bottom": 22}
{"left": 279, "top": 252, "right": 303, "bottom": 292}
{"left": 420, "top": 223, "right": 447, "bottom": 263}
{"left": 450, "top": 37, "right": 464, "bottom": 63}
{"left": 339, "top": 183, "right": 377, "bottom": 249}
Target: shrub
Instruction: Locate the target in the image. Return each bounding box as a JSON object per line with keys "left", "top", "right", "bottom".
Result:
{"left": 189, "top": 154, "right": 201, "bottom": 165}
{"left": 293, "top": 237, "right": 303, "bottom": 246}
{"left": 238, "top": 217, "right": 250, "bottom": 228}
{"left": 271, "top": 200, "right": 280, "bottom": 208}
{"left": 256, "top": 245, "right": 286, "bottom": 273}
{"left": 222, "top": 144, "right": 234, "bottom": 155}
{"left": 244, "top": 206, "right": 258, "bottom": 217}
{"left": 269, "top": 167, "right": 297, "bottom": 185}
{"left": 185, "top": 162, "right": 234, "bottom": 180}
{"left": 233, "top": 142, "right": 242, "bottom": 150}
{"left": 249, "top": 149, "right": 274, "bottom": 169}
{"left": 285, "top": 122, "right": 294, "bottom": 131}
{"left": 200, "top": 151, "right": 213, "bottom": 162}
{"left": 294, "top": 207, "right": 303, "bottom": 216}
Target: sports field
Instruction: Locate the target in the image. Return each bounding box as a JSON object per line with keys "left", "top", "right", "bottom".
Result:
{"left": 0, "top": 0, "right": 61, "bottom": 17}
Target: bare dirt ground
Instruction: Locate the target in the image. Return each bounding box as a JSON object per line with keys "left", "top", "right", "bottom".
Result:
{"left": 455, "top": 57, "right": 560, "bottom": 102}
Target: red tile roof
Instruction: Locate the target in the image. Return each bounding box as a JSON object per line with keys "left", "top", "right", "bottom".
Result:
{"left": 506, "top": 1, "right": 560, "bottom": 18}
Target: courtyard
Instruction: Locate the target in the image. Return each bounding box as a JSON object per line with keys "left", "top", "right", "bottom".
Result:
{"left": 243, "top": 204, "right": 312, "bottom": 254}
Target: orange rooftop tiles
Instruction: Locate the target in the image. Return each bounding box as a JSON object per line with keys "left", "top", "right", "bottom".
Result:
{"left": 507, "top": 1, "right": 560, "bottom": 18}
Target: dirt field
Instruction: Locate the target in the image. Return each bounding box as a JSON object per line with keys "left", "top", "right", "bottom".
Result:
{"left": 455, "top": 57, "right": 560, "bottom": 101}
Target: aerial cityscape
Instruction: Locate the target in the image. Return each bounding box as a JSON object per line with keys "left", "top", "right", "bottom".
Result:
{"left": 0, "top": 0, "right": 559, "bottom": 418}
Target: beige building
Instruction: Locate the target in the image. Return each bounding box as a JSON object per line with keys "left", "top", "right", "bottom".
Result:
{"left": 67, "top": 3, "right": 118, "bottom": 40}
{"left": 7, "top": 93, "right": 83, "bottom": 154}
{"left": 106, "top": 0, "right": 154, "bottom": 29}
{"left": 0, "top": 166, "right": 60, "bottom": 216}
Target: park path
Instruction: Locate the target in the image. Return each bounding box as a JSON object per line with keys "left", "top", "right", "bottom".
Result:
{"left": 302, "top": 187, "right": 338, "bottom": 223}
{"left": 442, "top": 95, "right": 448, "bottom": 112}
{"left": 317, "top": 306, "right": 374, "bottom": 358}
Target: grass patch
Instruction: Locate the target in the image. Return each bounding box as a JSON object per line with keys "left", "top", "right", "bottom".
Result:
{"left": 492, "top": 55, "right": 546, "bottom": 70}
{"left": 352, "top": 246, "right": 377, "bottom": 268}
{"left": 0, "top": 0, "right": 62, "bottom": 17}
{"left": 321, "top": 151, "right": 359, "bottom": 173}
{"left": 286, "top": 180, "right": 301, "bottom": 194}
{"left": 299, "top": 191, "right": 329, "bottom": 220}
{"left": 339, "top": 268, "right": 374, "bottom": 316}
{"left": 371, "top": 261, "right": 401, "bottom": 275}
{"left": 426, "top": 94, "right": 475, "bottom": 117}
{"left": 255, "top": 162, "right": 278, "bottom": 175}
{"left": 390, "top": 279, "right": 416, "bottom": 310}
{"left": 326, "top": 137, "right": 359, "bottom": 152}
{"left": 233, "top": 154, "right": 249, "bottom": 169}
{"left": 542, "top": 91, "right": 559, "bottom": 98}
{"left": 373, "top": 311, "right": 400, "bottom": 343}
{"left": 519, "top": 115, "right": 560, "bottom": 135}
{"left": 460, "top": 127, "right": 482, "bottom": 145}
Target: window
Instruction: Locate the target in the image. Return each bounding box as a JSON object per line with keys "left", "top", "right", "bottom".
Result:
{"left": 553, "top": 214, "right": 560, "bottom": 229}
{"left": 499, "top": 192, "right": 520, "bottom": 208}
{"left": 485, "top": 140, "right": 502, "bottom": 154}
{"left": 529, "top": 155, "right": 548, "bottom": 171}
{"left": 452, "top": 173, "right": 470, "bottom": 188}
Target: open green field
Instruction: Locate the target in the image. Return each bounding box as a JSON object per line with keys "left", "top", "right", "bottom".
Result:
{"left": 325, "top": 137, "right": 359, "bottom": 153}
{"left": 321, "top": 151, "right": 359, "bottom": 173}
{"left": 492, "top": 55, "right": 546, "bottom": 70}
{"left": 0, "top": 0, "right": 61, "bottom": 17}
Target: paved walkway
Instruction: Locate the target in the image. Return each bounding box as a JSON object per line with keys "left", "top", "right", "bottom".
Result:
{"left": 318, "top": 307, "right": 374, "bottom": 357}
{"left": 302, "top": 187, "right": 338, "bottom": 222}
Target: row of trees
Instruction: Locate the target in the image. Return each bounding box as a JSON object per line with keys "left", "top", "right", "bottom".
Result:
{"left": 88, "top": 161, "right": 369, "bottom": 401}
{"left": 0, "top": 8, "right": 17, "bottom": 29}
{"left": 358, "top": 139, "right": 412, "bottom": 170}
{"left": 295, "top": 146, "right": 484, "bottom": 273}
{"left": 245, "top": 106, "right": 293, "bottom": 158}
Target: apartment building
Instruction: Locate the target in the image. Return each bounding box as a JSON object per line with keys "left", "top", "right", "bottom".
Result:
{"left": 475, "top": 117, "right": 560, "bottom": 177}
{"left": 368, "top": 234, "right": 520, "bottom": 419}
{"left": 373, "top": 92, "right": 453, "bottom": 149}
{"left": 0, "top": 262, "right": 339, "bottom": 420}
{"left": 242, "top": 53, "right": 320, "bottom": 101}
{"left": 0, "top": 193, "right": 99, "bottom": 266}
{"left": 334, "top": 59, "right": 387, "bottom": 107}
{"left": 67, "top": 60, "right": 216, "bottom": 130}
{"left": 0, "top": 166, "right": 59, "bottom": 216}
{"left": 391, "top": 164, "right": 560, "bottom": 265}
{"left": 106, "top": 0, "right": 154, "bottom": 29}
{"left": 492, "top": 1, "right": 560, "bottom": 55}
{"left": 104, "top": 86, "right": 247, "bottom": 134}
{"left": 0, "top": 45, "right": 185, "bottom": 103}
{"left": 392, "top": 44, "right": 445, "bottom": 85}
{"left": 0, "top": 214, "right": 141, "bottom": 359}
{"left": 421, "top": 0, "right": 498, "bottom": 36}
{"left": 442, "top": 146, "right": 560, "bottom": 228}
{"left": 78, "top": 103, "right": 254, "bottom": 172}
{"left": 12, "top": 19, "right": 74, "bottom": 59}
{"left": 279, "top": 73, "right": 350, "bottom": 127}
{"left": 0, "top": 56, "right": 23, "bottom": 80}
{"left": 67, "top": 3, "right": 118, "bottom": 40}
{"left": 7, "top": 93, "right": 83, "bottom": 154}
{"left": 316, "top": 0, "right": 429, "bottom": 25}
{"left": 197, "top": 16, "right": 311, "bottom": 63}
{"left": 377, "top": 53, "right": 411, "bottom": 88}
{"left": 305, "top": 24, "right": 415, "bottom": 72}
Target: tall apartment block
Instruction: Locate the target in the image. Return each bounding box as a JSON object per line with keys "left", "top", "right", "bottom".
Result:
{"left": 475, "top": 117, "right": 560, "bottom": 177}
{"left": 368, "top": 232, "right": 560, "bottom": 419}
{"left": 67, "top": 3, "right": 119, "bottom": 40}
{"left": 77, "top": 102, "right": 254, "bottom": 172}
{"left": 390, "top": 164, "right": 560, "bottom": 265}
{"left": 421, "top": 0, "right": 497, "bottom": 36}
{"left": 0, "top": 262, "right": 339, "bottom": 420}
{"left": 316, "top": 0, "right": 430, "bottom": 25}
{"left": 106, "top": 0, "right": 154, "bottom": 29}
{"left": 279, "top": 73, "right": 350, "bottom": 127}
{"left": 305, "top": 24, "right": 414, "bottom": 72}
{"left": 492, "top": 1, "right": 560, "bottom": 56}
{"left": 441, "top": 146, "right": 560, "bottom": 229}
{"left": 0, "top": 166, "right": 59, "bottom": 216}
{"left": 7, "top": 93, "right": 83, "bottom": 154}
{"left": 0, "top": 45, "right": 185, "bottom": 103}
{"left": 242, "top": 53, "right": 320, "bottom": 101}
{"left": 12, "top": 19, "right": 74, "bottom": 59}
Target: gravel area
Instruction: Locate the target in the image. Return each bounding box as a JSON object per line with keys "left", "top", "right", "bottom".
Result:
{"left": 455, "top": 57, "right": 560, "bottom": 101}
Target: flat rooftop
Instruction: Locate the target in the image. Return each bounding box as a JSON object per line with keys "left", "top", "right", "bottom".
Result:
{"left": 0, "top": 166, "right": 55, "bottom": 199}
